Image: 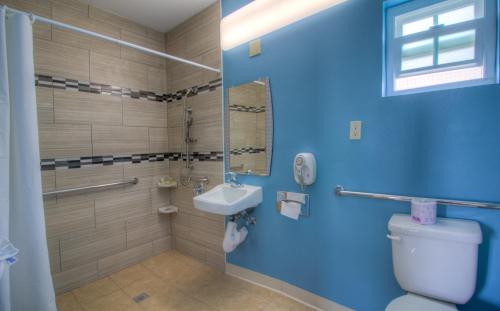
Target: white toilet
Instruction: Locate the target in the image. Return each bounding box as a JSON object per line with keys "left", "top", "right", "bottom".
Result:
{"left": 386, "top": 214, "right": 482, "bottom": 311}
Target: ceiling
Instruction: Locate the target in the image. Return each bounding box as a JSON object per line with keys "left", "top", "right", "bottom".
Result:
{"left": 80, "top": 0, "right": 218, "bottom": 33}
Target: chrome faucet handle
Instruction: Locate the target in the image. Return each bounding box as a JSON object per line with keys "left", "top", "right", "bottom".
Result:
{"left": 192, "top": 177, "right": 209, "bottom": 195}
{"left": 198, "top": 176, "right": 209, "bottom": 184}
{"left": 225, "top": 172, "right": 237, "bottom": 180}
{"left": 225, "top": 172, "right": 242, "bottom": 188}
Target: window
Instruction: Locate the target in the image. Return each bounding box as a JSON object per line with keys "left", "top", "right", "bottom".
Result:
{"left": 384, "top": 0, "right": 497, "bottom": 96}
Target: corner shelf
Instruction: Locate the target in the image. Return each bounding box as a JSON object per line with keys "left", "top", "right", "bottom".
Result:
{"left": 158, "top": 205, "right": 179, "bottom": 214}
{"left": 157, "top": 181, "right": 178, "bottom": 189}
{"left": 157, "top": 177, "right": 178, "bottom": 215}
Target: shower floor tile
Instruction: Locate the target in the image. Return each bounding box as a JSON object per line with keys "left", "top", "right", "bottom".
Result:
{"left": 56, "top": 250, "right": 313, "bottom": 311}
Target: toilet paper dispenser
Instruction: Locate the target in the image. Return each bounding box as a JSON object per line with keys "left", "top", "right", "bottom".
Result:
{"left": 276, "top": 191, "right": 310, "bottom": 218}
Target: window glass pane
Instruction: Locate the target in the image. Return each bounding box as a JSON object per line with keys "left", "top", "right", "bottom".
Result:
{"left": 386, "top": 0, "right": 494, "bottom": 95}
{"left": 438, "top": 30, "right": 475, "bottom": 65}
{"left": 394, "top": 66, "right": 484, "bottom": 91}
{"left": 395, "top": 0, "right": 484, "bottom": 37}
{"left": 402, "top": 17, "right": 434, "bottom": 36}
{"left": 401, "top": 39, "right": 434, "bottom": 71}
{"left": 438, "top": 5, "right": 476, "bottom": 26}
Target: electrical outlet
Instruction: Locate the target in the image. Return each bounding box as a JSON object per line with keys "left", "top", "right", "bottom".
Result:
{"left": 350, "top": 121, "right": 362, "bottom": 140}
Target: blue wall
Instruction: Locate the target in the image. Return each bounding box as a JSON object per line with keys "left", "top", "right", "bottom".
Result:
{"left": 221, "top": 1, "right": 500, "bottom": 310}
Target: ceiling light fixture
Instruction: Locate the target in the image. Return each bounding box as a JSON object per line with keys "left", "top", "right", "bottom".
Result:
{"left": 221, "top": 0, "right": 348, "bottom": 50}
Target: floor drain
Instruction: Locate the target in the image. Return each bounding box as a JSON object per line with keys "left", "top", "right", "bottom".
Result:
{"left": 133, "top": 292, "right": 150, "bottom": 303}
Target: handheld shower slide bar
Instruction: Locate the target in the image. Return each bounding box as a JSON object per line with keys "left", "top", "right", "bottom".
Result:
{"left": 2, "top": 5, "right": 221, "bottom": 74}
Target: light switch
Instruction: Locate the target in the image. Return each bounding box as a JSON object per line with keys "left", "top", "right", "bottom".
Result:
{"left": 350, "top": 121, "right": 362, "bottom": 140}
{"left": 249, "top": 39, "right": 261, "bottom": 57}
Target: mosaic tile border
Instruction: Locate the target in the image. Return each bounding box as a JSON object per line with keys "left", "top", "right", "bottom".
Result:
{"left": 230, "top": 147, "right": 266, "bottom": 155}
{"left": 229, "top": 105, "right": 266, "bottom": 113}
{"left": 35, "top": 74, "right": 222, "bottom": 104}
{"left": 41, "top": 152, "right": 224, "bottom": 171}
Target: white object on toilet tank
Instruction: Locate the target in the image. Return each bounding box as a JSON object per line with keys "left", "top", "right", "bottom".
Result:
{"left": 293, "top": 153, "right": 316, "bottom": 190}
{"left": 411, "top": 198, "right": 437, "bottom": 225}
{"left": 388, "top": 214, "right": 482, "bottom": 305}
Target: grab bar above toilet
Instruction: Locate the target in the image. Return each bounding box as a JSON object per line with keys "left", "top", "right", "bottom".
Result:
{"left": 335, "top": 185, "right": 500, "bottom": 210}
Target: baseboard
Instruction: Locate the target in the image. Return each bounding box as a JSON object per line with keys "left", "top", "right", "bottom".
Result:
{"left": 225, "top": 263, "right": 352, "bottom": 311}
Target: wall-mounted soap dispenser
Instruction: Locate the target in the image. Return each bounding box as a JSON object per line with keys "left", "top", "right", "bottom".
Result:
{"left": 294, "top": 153, "right": 316, "bottom": 190}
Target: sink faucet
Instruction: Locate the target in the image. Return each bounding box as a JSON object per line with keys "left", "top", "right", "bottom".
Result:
{"left": 192, "top": 176, "right": 210, "bottom": 195}
{"left": 226, "top": 172, "right": 243, "bottom": 188}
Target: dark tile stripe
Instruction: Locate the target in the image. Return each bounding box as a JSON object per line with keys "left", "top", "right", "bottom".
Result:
{"left": 35, "top": 74, "right": 222, "bottom": 104}
{"left": 40, "top": 152, "right": 224, "bottom": 171}
{"left": 229, "top": 105, "right": 266, "bottom": 113}
{"left": 230, "top": 147, "right": 266, "bottom": 155}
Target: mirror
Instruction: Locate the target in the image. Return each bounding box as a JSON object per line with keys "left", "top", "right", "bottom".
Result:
{"left": 225, "top": 78, "right": 273, "bottom": 176}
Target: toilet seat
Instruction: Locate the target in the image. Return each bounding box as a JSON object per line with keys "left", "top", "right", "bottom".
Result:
{"left": 386, "top": 293, "right": 457, "bottom": 311}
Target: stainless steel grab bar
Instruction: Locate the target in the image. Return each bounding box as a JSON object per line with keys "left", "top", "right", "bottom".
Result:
{"left": 43, "top": 178, "right": 139, "bottom": 196}
{"left": 335, "top": 185, "right": 500, "bottom": 210}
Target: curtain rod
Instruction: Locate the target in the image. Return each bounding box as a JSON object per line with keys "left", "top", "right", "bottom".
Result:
{"left": 3, "top": 5, "right": 221, "bottom": 74}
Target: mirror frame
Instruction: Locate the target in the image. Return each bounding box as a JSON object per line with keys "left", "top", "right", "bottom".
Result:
{"left": 224, "top": 77, "right": 273, "bottom": 176}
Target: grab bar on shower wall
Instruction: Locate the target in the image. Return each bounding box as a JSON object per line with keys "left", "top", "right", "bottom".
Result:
{"left": 43, "top": 178, "right": 139, "bottom": 196}
{"left": 334, "top": 185, "right": 500, "bottom": 210}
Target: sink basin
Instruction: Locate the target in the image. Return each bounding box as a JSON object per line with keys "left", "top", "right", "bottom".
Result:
{"left": 193, "top": 183, "right": 263, "bottom": 215}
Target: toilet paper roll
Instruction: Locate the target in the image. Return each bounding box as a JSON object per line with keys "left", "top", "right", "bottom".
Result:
{"left": 411, "top": 199, "right": 437, "bottom": 225}
{"left": 280, "top": 201, "right": 301, "bottom": 220}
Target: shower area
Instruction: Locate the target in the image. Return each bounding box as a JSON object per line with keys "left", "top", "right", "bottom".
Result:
{"left": 0, "top": 0, "right": 225, "bottom": 306}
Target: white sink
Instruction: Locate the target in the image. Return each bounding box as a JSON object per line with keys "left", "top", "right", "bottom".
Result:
{"left": 193, "top": 183, "right": 263, "bottom": 215}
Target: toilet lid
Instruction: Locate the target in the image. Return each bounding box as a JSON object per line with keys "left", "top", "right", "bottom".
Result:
{"left": 386, "top": 294, "right": 457, "bottom": 311}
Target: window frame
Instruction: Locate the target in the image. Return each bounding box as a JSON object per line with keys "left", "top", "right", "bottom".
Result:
{"left": 383, "top": 0, "right": 498, "bottom": 96}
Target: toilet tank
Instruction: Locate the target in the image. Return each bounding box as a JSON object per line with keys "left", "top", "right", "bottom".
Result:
{"left": 388, "top": 214, "right": 482, "bottom": 305}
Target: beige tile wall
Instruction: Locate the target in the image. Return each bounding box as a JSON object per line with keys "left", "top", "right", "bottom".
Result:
{"left": 0, "top": 0, "right": 174, "bottom": 293}
{"left": 164, "top": 3, "right": 225, "bottom": 271}
{"left": 4, "top": 0, "right": 224, "bottom": 291}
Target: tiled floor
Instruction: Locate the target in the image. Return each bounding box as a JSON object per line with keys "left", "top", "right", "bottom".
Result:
{"left": 57, "top": 250, "right": 314, "bottom": 311}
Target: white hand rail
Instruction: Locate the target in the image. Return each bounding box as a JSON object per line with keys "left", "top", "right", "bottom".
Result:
{"left": 335, "top": 185, "right": 500, "bottom": 210}
{"left": 43, "top": 178, "right": 138, "bottom": 196}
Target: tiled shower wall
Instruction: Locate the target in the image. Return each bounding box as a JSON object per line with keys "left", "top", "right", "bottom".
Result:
{"left": 1, "top": 0, "right": 174, "bottom": 293}
{"left": 164, "top": 3, "right": 226, "bottom": 271}
{"left": 2, "top": 0, "right": 225, "bottom": 292}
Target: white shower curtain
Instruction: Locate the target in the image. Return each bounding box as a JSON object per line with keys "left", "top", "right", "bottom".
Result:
{"left": 0, "top": 7, "right": 56, "bottom": 311}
